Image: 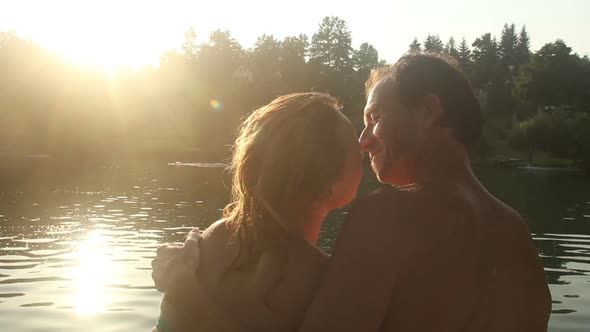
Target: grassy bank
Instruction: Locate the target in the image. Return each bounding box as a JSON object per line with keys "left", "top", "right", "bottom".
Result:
{"left": 473, "top": 116, "right": 582, "bottom": 169}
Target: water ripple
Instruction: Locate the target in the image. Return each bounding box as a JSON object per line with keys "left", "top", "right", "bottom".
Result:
{"left": 0, "top": 277, "right": 70, "bottom": 285}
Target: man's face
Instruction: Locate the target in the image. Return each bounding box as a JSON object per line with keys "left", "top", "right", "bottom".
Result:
{"left": 359, "top": 79, "right": 422, "bottom": 185}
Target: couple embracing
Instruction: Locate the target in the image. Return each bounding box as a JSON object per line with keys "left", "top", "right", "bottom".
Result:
{"left": 151, "top": 53, "right": 551, "bottom": 332}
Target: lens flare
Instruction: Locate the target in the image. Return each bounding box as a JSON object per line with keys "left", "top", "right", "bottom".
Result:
{"left": 209, "top": 99, "right": 222, "bottom": 111}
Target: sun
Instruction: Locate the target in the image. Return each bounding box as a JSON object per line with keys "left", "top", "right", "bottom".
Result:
{"left": 44, "top": 33, "right": 153, "bottom": 72}
{"left": 10, "top": 0, "right": 186, "bottom": 72}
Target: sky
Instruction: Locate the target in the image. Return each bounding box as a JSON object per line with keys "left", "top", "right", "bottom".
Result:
{"left": 1, "top": 0, "right": 588, "bottom": 69}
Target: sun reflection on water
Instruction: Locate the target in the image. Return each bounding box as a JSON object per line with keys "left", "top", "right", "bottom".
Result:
{"left": 74, "top": 230, "right": 116, "bottom": 317}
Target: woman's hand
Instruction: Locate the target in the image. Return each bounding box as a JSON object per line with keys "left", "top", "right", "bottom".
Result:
{"left": 151, "top": 228, "right": 202, "bottom": 293}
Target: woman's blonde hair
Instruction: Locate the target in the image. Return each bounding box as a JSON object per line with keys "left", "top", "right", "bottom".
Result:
{"left": 223, "top": 92, "right": 349, "bottom": 267}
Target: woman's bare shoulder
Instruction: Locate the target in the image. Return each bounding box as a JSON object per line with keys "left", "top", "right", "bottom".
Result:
{"left": 200, "top": 219, "right": 229, "bottom": 238}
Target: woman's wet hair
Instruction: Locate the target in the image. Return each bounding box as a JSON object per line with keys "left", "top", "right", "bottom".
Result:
{"left": 223, "top": 92, "right": 349, "bottom": 268}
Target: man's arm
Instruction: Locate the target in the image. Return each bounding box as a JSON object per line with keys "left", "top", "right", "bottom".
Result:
{"left": 152, "top": 230, "right": 203, "bottom": 332}
{"left": 298, "top": 194, "right": 407, "bottom": 332}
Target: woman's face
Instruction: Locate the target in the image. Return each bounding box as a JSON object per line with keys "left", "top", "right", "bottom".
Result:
{"left": 326, "top": 114, "right": 363, "bottom": 210}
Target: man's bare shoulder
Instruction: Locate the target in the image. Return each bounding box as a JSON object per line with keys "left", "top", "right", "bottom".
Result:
{"left": 350, "top": 186, "right": 433, "bottom": 216}
{"left": 347, "top": 187, "right": 418, "bottom": 230}
{"left": 349, "top": 185, "right": 474, "bottom": 231}
{"left": 482, "top": 192, "right": 543, "bottom": 267}
{"left": 341, "top": 186, "right": 455, "bottom": 257}
{"left": 485, "top": 192, "right": 530, "bottom": 233}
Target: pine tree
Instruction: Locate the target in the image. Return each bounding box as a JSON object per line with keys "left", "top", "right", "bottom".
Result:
{"left": 409, "top": 37, "right": 421, "bottom": 52}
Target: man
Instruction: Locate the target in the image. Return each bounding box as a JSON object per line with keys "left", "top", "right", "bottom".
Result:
{"left": 297, "top": 53, "right": 551, "bottom": 331}
{"left": 153, "top": 53, "right": 551, "bottom": 331}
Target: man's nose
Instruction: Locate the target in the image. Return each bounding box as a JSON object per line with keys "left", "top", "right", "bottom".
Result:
{"left": 359, "top": 127, "right": 376, "bottom": 152}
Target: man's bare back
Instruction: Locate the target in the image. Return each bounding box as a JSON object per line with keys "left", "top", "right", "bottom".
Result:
{"left": 299, "top": 181, "right": 551, "bottom": 332}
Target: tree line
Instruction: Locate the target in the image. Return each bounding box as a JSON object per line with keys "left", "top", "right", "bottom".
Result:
{"left": 0, "top": 18, "right": 589, "bottom": 165}
{"left": 410, "top": 24, "right": 590, "bottom": 166}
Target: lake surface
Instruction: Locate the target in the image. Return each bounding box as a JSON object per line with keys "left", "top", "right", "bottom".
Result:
{"left": 0, "top": 160, "right": 588, "bottom": 331}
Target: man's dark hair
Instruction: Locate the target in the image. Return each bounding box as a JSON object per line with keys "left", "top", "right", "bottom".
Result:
{"left": 366, "top": 52, "right": 483, "bottom": 148}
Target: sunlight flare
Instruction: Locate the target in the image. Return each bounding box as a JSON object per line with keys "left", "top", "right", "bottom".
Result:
{"left": 9, "top": 0, "right": 188, "bottom": 71}
{"left": 74, "top": 230, "right": 115, "bottom": 316}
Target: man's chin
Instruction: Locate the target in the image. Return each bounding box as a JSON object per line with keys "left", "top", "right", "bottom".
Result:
{"left": 375, "top": 175, "right": 388, "bottom": 184}
{"left": 371, "top": 160, "right": 399, "bottom": 185}
{"left": 371, "top": 163, "right": 387, "bottom": 183}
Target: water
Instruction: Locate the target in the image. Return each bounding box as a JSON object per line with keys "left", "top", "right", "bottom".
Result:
{"left": 0, "top": 160, "right": 588, "bottom": 331}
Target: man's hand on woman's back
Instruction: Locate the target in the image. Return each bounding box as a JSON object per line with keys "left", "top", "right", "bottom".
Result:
{"left": 151, "top": 228, "right": 202, "bottom": 294}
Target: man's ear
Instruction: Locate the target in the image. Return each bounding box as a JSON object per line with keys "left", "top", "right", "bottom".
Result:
{"left": 421, "top": 94, "right": 444, "bottom": 129}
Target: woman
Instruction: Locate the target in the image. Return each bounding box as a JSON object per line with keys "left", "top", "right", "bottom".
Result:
{"left": 152, "top": 92, "right": 363, "bottom": 332}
